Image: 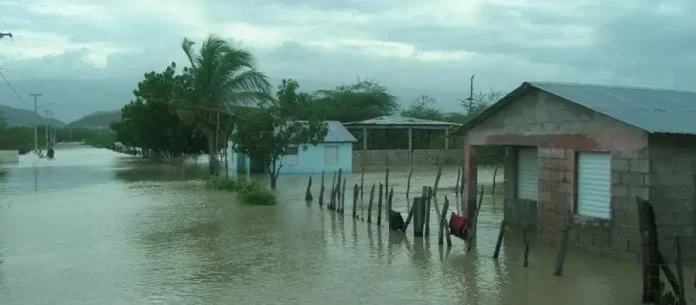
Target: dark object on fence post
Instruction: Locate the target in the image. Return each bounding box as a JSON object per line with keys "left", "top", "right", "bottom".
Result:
{"left": 553, "top": 209, "right": 572, "bottom": 276}
{"left": 425, "top": 187, "right": 433, "bottom": 236}
{"left": 438, "top": 196, "right": 450, "bottom": 245}
{"left": 305, "top": 176, "right": 313, "bottom": 202}
{"left": 318, "top": 171, "right": 325, "bottom": 206}
{"left": 352, "top": 184, "right": 359, "bottom": 218}
{"left": 492, "top": 220, "right": 505, "bottom": 259}
{"left": 367, "top": 183, "right": 376, "bottom": 223}
{"left": 389, "top": 210, "right": 405, "bottom": 231}
{"left": 433, "top": 160, "right": 442, "bottom": 196}
{"left": 523, "top": 229, "right": 529, "bottom": 267}
{"left": 675, "top": 235, "right": 686, "bottom": 305}
{"left": 467, "top": 185, "right": 485, "bottom": 251}
{"left": 636, "top": 197, "right": 661, "bottom": 303}
{"left": 377, "top": 183, "right": 384, "bottom": 226}
{"left": 413, "top": 197, "right": 425, "bottom": 237}
{"left": 340, "top": 178, "right": 347, "bottom": 214}
{"left": 406, "top": 167, "right": 413, "bottom": 201}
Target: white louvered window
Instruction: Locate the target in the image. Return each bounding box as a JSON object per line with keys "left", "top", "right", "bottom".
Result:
{"left": 517, "top": 149, "right": 539, "bottom": 201}
{"left": 577, "top": 152, "right": 611, "bottom": 219}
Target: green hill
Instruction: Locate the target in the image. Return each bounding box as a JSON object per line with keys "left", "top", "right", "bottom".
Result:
{"left": 0, "top": 104, "right": 66, "bottom": 127}
{"left": 67, "top": 110, "right": 121, "bottom": 130}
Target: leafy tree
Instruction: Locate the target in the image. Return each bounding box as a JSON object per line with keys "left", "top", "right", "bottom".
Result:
{"left": 310, "top": 79, "right": 399, "bottom": 122}
{"left": 400, "top": 95, "right": 445, "bottom": 121}
{"left": 230, "top": 79, "right": 328, "bottom": 189}
{"left": 461, "top": 89, "right": 505, "bottom": 115}
{"left": 111, "top": 63, "right": 207, "bottom": 158}
{"left": 176, "top": 34, "right": 272, "bottom": 175}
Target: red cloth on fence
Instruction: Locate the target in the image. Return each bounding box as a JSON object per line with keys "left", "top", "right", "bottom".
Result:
{"left": 449, "top": 212, "right": 468, "bottom": 240}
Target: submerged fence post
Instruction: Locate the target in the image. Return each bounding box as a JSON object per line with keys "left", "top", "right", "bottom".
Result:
{"left": 318, "top": 171, "right": 325, "bottom": 207}
{"left": 467, "top": 185, "right": 485, "bottom": 251}
{"left": 425, "top": 187, "right": 432, "bottom": 236}
{"left": 367, "top": 183, "right": 376, "bottom": 223}
{"left": 439, "top": 196, "right": 451, "bottom": 246}
{"left": 433, "top": 160, "right": 442, "bottom": 196}
{"left": 352, "top": 184, "right": 359, "bottom": 219}
{"left": 413, "top": 197, "right": 425, "bottom": 237}
{"left": 406, "top": 167, "right": 413, "bottom": 201}
{"left": 403, "top": 203, "right": 415, "bottom": 232}
{"left": 341, "top": 178, "right": 347, "bottom": 214}
{"left": 385, "top": 156, "right": 390, "bottom": 201}
{"left": 377, "top": 183, "right": 384, "bottom": 226}
{"left": 492, "top": 220, "right": 505, "bottom": 259}
{"left": 305, "top": 176, "right": 313, "bottom": 202}
{"left": 523, "top": 229, "right": 529, "bottom": 267}
{"left": 553, "top": 209, "right": 572, "bottom": 276}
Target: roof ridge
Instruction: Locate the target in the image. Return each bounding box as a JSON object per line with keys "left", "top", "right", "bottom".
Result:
{"left": 529, "top": 81, "right": 696, "bottom": 94}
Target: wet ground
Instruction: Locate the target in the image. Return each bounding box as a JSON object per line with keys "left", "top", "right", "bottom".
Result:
{"left": 0, "top": 146, "right": 689, "bottom": 304}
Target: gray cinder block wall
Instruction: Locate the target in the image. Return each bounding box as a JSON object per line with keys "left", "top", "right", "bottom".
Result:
{"left": 352, "top": 149, "right": 465, "bottom": 168}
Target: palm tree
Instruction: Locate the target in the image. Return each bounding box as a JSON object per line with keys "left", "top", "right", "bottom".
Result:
{"left": 177, "top": 34, "right": 272, "bottom": 175}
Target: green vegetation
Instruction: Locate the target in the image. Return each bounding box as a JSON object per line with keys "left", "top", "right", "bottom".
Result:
{"left": 206, "top": 176, "right": 276, "bottom": 206}
{"left": 112, "top": 32, "right": 506, "bottom": 190}
{"left": 230, "top": 79, "right": 328, "bottom": 189}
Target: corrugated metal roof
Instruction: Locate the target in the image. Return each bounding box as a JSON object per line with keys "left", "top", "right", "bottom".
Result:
{"left": 451, "top": 82, "right": 696, "bottom": 135}
{"left": 325, "top": 121, "right": 358, "bottom": 143}
{"left": 344, "top": 115, "right": 461, "bottom": 127}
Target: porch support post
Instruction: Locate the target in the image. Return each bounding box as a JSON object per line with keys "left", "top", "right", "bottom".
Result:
{"left": 408, "top": 127, "right": 413, "bottom": 167}
{"left": 362, "top": 127, "right": 367, "bottom": 166}
{"left": 463, "top": 134, "right": 478, "bottom": 247}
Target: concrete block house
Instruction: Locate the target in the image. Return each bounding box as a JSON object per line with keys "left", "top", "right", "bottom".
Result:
{"left": 451, "top": 81, "right": 696, "bottom": 261}
{"left": 228, "top": 121, "right": 357, "bottom": 175}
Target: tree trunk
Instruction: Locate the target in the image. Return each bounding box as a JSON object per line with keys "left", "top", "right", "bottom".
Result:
{"left": 206, "top": 132, "right": 218, "bottom": 176}
{"left": 270, "top": 174, "right": 277, "bottom": 190}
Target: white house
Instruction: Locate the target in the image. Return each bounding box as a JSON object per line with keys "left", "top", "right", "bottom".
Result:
{"left": 228, "top": 121, "right": 357, "bottom": 175}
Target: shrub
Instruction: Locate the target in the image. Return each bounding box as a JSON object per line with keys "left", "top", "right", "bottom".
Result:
{"left": 206, "top": 175, "right": 241, "bottom": 191}
{"left": 205, "top": 176, "right": 276, "bottom": 206}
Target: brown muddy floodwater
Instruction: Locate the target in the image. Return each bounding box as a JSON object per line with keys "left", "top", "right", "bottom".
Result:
{"left": 0, "top": 146, "right": 679, "bottom": 304}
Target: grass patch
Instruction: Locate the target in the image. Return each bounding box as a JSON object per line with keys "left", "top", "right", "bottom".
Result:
{"left": 206, "top": 176, "right": 276, "bottom": 206}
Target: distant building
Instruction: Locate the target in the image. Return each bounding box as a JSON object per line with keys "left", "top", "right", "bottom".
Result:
{"left": 451, "top": 81, "right": 696, "bottom": 261}
{"left": 343, "top": 115, "right": 462, "bottom": 168}
{"left": 228, "top": 121, "right": 357, "bottom": 175}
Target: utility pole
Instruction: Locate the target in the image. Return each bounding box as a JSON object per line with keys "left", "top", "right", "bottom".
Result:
{"left": 44, "top": 109, "right": 53, "bottom": 148}
{"left": 29, "top": 93, "right": 42, "bottom": 153}
{"left": 466, "top": 74, "right": 475, "bottom": 115}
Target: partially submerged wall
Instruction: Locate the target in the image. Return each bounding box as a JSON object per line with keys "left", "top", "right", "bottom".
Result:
{"left": 352, "top": 149, "right": 464, "bottom": 168}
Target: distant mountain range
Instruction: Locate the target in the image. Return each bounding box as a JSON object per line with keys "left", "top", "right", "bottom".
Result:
{"left": 0, "top": 104, "right": 66, "bottom": 127}
{"left": 0, "top": 77, "right": 469, "bottom": 123}
{"left": 67, "top": 110, "right": 121, "bottom": 130}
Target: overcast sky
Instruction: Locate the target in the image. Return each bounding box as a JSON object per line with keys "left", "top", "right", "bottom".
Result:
{"left": 0, "top": 0, "right": 695, "bottom": 119}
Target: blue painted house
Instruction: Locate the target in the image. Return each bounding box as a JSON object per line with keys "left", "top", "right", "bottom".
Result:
{"left": 227, "top": 121, "right": 357, "bottom": 175}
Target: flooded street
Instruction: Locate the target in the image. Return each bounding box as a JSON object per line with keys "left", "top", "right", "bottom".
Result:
{"left": 0, "top": 146, "right": 676, "bottom": 304}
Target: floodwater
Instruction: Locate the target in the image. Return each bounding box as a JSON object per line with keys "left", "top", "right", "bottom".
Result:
{"left": 0, "top": 146, "right": 689, "bottom": 304}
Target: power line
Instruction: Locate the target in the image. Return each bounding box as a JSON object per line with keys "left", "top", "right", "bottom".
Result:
{"left": 0, "top": 68, "right": 26, "bottom": 103}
